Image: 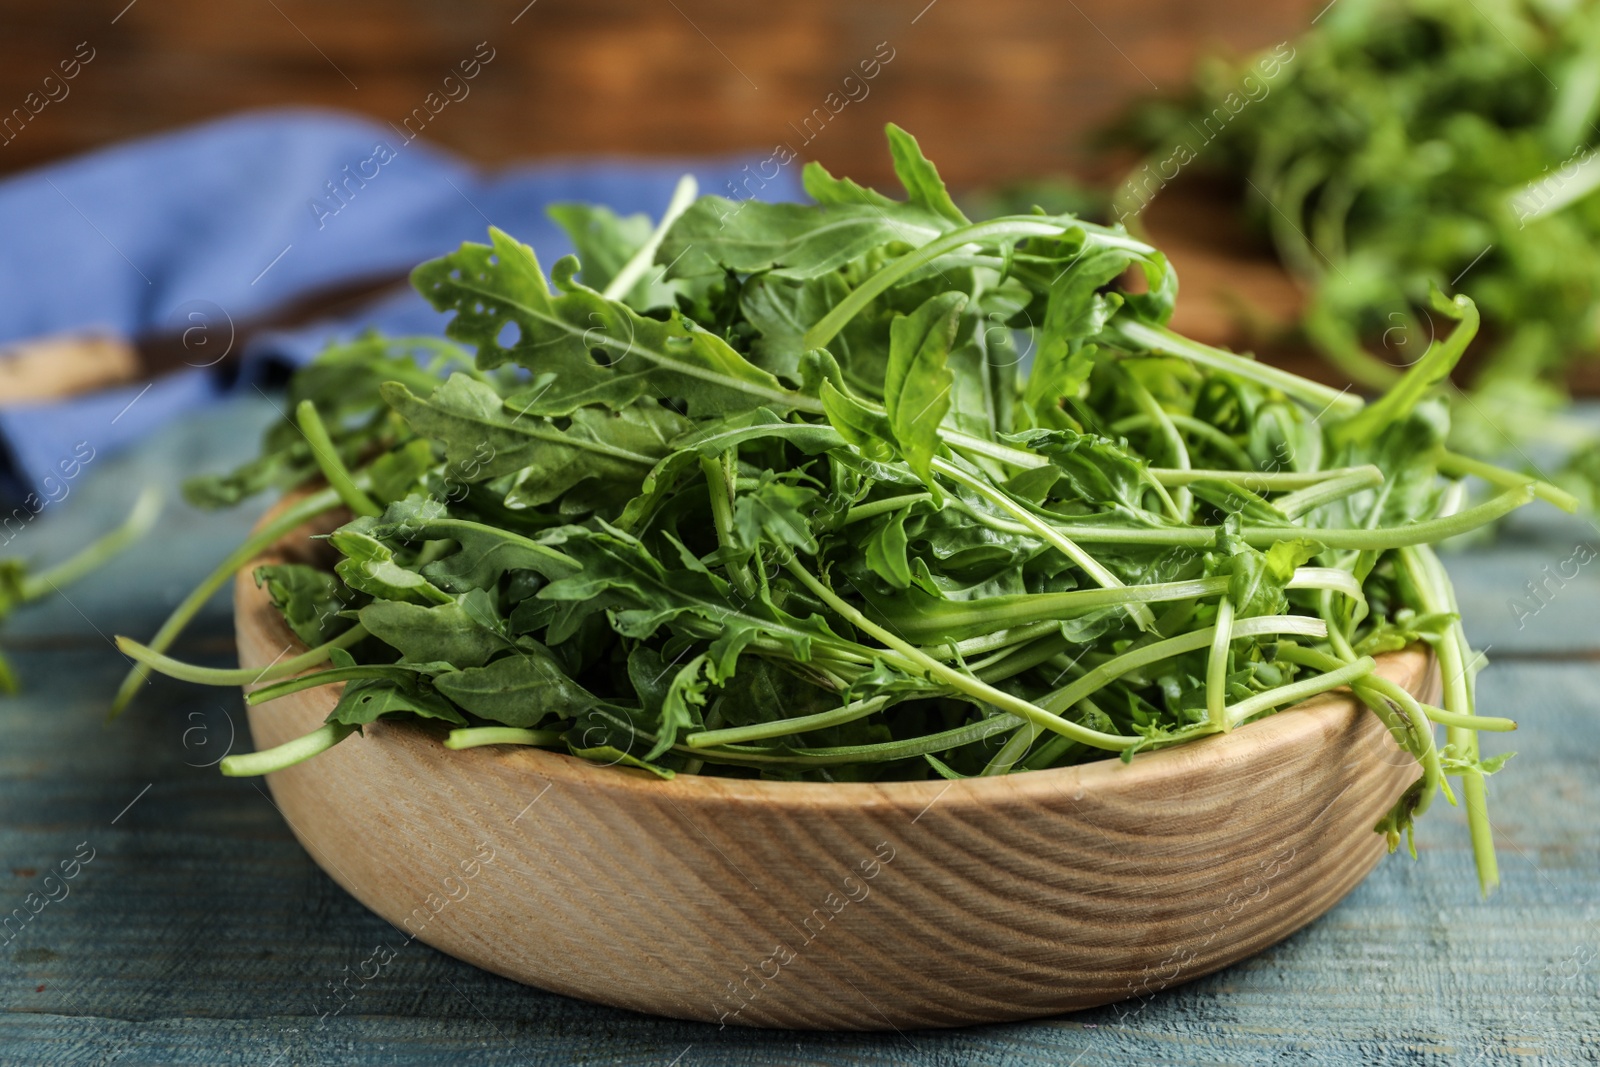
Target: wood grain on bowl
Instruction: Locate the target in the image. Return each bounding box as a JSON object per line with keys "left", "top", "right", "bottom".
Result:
{"left": 235, "top": 504, "right": 1438, "bottom": 1031}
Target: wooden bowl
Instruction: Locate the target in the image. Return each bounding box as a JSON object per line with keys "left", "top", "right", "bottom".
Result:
{"left": 235, "top": 506, "right": 1437, "bottom": 1031}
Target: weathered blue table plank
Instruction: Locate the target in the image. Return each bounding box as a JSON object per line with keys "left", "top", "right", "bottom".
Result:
{"left": 1, "top": 397, "right": 1597, "bottom": 1066}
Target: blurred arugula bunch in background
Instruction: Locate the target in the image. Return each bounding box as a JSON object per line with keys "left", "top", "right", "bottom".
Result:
{"left": 1116, "top": 0, "right": 1600, "bottom": 505}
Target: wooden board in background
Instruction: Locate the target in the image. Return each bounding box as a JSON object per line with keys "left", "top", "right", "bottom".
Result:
{"left": 0, "top": 0, "right": 1320, "bottom": 189}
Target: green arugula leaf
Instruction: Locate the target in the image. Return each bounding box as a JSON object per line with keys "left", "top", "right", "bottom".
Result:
{"left": 383, "top": 374, "right": 689, "bottom": 512}
{"left": 358, "top": 589, "right": 514, "bottom": 668}
{"left": 547, "top": 201, "right": 677, "bottom": 309}
{"left": 1004, "top": 427, "right": 1157, "bottom": 517}
{"left": 863, "top": 508, "right": 913, "bottom": 590}
{"left": 732, "top": 473, "right": 820, "bottom": 556}
{"left": 883, "top": 291, "right": 965, "bottom": 488}
{"left": 536, "top": 523, "right": 837, "bottom": 657}
{"left": 330, "top": 524, "right": 454, "bottom": 606}
{"left": 432, "top": 644, "right": 601, "bottom": 726}
{"left": 819, "top": 380, "right": 896, "bottom": 461}
{"left": 329, "top": 677, "right": 467, "bottom": 727}
{"left": 884, "top": 123, "right": 971, "bottom": 226}
{"left": 413, "top": 228, "right": 799, "bottom": 418}
{"left": 658, "top": 192, "right": 948, "bottom": 281}
{"left": 255, "top": 563, "right": 358, "bottom": 646}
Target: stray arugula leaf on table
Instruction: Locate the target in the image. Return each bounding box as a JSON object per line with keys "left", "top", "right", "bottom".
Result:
{"left": 0, "top": 488, "right": 160, "bottom": 692}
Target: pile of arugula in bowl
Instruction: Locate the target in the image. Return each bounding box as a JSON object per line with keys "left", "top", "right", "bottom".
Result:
{"left": 117, "top": 125, "right": 1567, "bottom": 892}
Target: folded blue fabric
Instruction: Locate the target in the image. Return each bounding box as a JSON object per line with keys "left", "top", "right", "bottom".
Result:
{"left": 0, "top": 108, "right": 799, "bottom": 502}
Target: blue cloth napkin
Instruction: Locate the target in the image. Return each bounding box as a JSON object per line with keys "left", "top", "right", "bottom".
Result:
{"left": 0, "top": 108, "right": 800, "bottom": 502}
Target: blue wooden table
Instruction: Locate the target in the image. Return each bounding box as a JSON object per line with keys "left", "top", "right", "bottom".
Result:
{"left": 2, "top": 396, "right": 1597, "bottom": 1065}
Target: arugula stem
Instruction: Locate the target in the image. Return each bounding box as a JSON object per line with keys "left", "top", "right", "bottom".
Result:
{"left": 1115, "top": 415, "right": 1255, "bottom": 469}
{"left": 1109, "top": 318, "right": 1365, "bottom": 417}
{"left": 1318, "top": 588, "right": 1359, "bottom": 662}
{"left": 686, "top": 693, "right": 894, "bottom": 748}
{"left": 296, "top": 401, "right": 381, "bottom": 518}
{"left": 1122, "top": 368, "right": 1191, "bottom": 520}
{"left": 1042, "top": 485, "right": 1535, "bottom": 550}
{"left": 1424, "top": 544, "right": 1498, "bottom": 888}
{"left": 110, "top": 487, "right": 343, "bottom": 718}
{"left": 873, "top": 569, "right": 1359, "bottom": 645}
{"left": 931, "top": 457, "right": 1157, "bottom": 632}
{"left": 1420, "top": 704, "right": 1514, "bottom": 731}
{"left": 781, "top": 554, "right": 1145, "bottom": 752}
{"left": 699, "top": 453, "right": 756, "bottom": 598}
{"left": 983, "top": 722, "right": 1042, "bottom": 776}
{"left": 841, "top": 493, "right": 933, "bottom": 526}
{"left": 884, "top": 576, "right": 1225, "bottom": 643}
{"left": 1223, "top": 656, "right": 1376, "bottom": 729}
{"left": 1147, "top": 464, "right": 1384, "bottom": 490}
{"left": 1019, "top": 687, "right": 1108, "bottom": 770}
{"left": 1331, "top": 296, "right": 1478, "bottom": 447}
{"left": 605, "top": 174, "right": 697, "bottom": 301}
{"left": 1399, "top": 544, "right": 1498, "bottom": 894}
{"left": 245, "top": 664, "right": 418, "bottom": 705}
{"left": 1206, "top": 598, "right": 1234, "bottom": 731}
{"left": 698, "top": 712, "right": 1031, "bottom": 766}
{"left": 1353, "top": 672, "right": 1447, "bottom": 814}
{"left": 1274, "top": 642, "right": 1448, "bottom": 816}
{"left": 19, "top": 486, "right": 162, "bottom": 602}
{"left": 944, "top": 480, "right": 1531, "bottom": 551}
{"left": 114, "top": 624, "right": 369, "bottom": 686}
{"left": 1438, "top": 450, "right": 1579, "bottom": 513}
{"left": 941, "top": 428, "right": 1047, "bottom": 471}
{"left": 1275, "top": 468, "right": 1386, "bottom": 520}
{"left": 804, "top": 217, "right": 1154, "bottom": 350}
{"left": 1037, "top": 614, "right": 1327, "bottom": 715}
{"left": 220, "top": 722, "right": 356, "bottom": 777}
{"left": 920, "top": 620, "right": 1063, "bottom": 660}
{"left": 444, "top": 727, "right": 564, "bottom": 750}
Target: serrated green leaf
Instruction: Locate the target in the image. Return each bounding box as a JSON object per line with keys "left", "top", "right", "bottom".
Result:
{"left": 432, "top": 645, "right": 600, "bottom": 726}
{"left": 413, "top": 228, "right": 796, "bottom": 418}
{"left": 884, "top": 291, "right": 965, "bottom": 486}
{"left": 884, "top": 123, "right": 970, "bottom": 226}
{"left": 863, "top": 509, "right": 912, "bottom": 590}
{"left": 358, "top": 588, "right": 513, "bottom": 668}
{"left": 254, "top": 563, "right": 357, "bottom": 646}
{"left": 383, "top": 374, "right": 689, "bottom": 513}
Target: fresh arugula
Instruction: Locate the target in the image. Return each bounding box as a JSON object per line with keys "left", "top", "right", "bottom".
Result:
{"left": 119, "top": 124, "right": 1563, "bottom": 895}
{"left": 1113, "top": 0, "right": 1600, "bottom": 507}
{"left": 0, "top": 488, "right": 160, "bottom": 692}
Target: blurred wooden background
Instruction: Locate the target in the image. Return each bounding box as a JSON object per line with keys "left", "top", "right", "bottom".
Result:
{"left": 1, "top": 0, "right": 1319, "bottom": 190}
